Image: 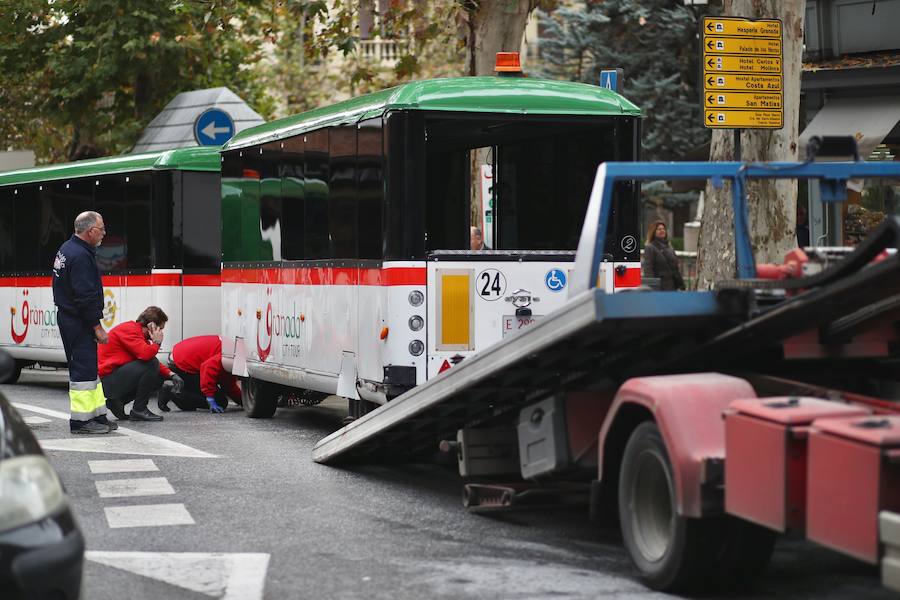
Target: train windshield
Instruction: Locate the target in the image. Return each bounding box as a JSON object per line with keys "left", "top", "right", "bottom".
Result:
{"left": 410, "top": 112, "right": 638, "bottom": 255}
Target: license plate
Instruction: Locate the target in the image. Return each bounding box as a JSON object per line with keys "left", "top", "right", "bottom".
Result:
{"left": 502, "top": 315, "right": 543, "bottom": 337}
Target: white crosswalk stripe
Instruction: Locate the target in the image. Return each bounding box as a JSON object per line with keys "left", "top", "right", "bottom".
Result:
{"left": 96, "top": 477, "right": 175, "bottom": 498}
{"left": 104, "top": 503, "right": 195, "bottom": 528}
{"left": 89, "top": 459, "right": 160, "bottom": 474}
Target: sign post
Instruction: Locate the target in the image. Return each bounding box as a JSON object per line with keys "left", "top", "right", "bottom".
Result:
{"left": 701, "top": 16, "right": 783, "bottom": 142}
{"left": 600, "top": 68, "right": 624, "bottom": 94}
{"left": 193, "top": 108, "right": 235, "bottom": 146}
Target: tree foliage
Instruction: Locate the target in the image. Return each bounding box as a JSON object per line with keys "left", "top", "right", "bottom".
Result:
{"left": 0, "top": 0, "right": 274, "bottom": 162}
{"left": 536, "top": 0, "right": 714, "bottom": 160}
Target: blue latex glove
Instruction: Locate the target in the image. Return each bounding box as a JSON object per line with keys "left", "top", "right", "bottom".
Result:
{"left": 206, "top": 397, "right": 224, "bottom": 413}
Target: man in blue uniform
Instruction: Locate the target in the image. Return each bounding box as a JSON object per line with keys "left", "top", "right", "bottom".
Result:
{"left": 53, "top": 211, "right": 114, "bottom": 434}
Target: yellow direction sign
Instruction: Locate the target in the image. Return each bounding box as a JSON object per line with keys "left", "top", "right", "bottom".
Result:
{"left": 704, "top": 36, "right": 781, "bottom": 56}
{"left": 705, "top": 55, "right": 782, "bottom": 73}
{"left": 705, "top": 109, "right": 783, "bottom": 129}
{"left": 702, "top": 16, "right": 783, "bottom": 130}
{"left": 705, "top": 91, "right": 782, "bottom": 110}
{"left": 703, "top": 17, "right": 781, "bottom": 38}
{"left": 704, "top": 73, "right": 782, "bottom": 92}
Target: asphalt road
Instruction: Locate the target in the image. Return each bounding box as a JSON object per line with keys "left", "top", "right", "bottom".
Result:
{"left": 2, "top": 368, "right": 892, "bottom": 600}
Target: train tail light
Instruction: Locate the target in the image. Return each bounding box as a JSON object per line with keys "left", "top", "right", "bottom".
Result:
{"left": 438, "top": 270, "right": 472, "bottom": 350}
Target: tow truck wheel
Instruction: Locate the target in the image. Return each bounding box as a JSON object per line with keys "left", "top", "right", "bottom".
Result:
{"left": 619, "top": 421, "right": 706, "bottom": 592}
{"left": 618, "top": 422, "right": 776, "bottom": 592}
{"left": 242, "top": 377, "right": 277, "bottom": 418}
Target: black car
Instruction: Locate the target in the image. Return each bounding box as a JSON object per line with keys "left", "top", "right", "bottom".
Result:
{"left": 0, "top": 350, "right": 84, "bottom": 599}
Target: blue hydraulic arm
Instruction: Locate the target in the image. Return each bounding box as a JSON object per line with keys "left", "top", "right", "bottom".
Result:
{"left": 581, "top": 161, "right": 900, "bottom": 289}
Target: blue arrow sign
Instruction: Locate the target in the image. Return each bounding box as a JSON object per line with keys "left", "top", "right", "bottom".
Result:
{"left": 194, "top": 108, "right": 235, "bottom": 146}
{"left": 600, "top": 69, "right": 624, "bottom": 93}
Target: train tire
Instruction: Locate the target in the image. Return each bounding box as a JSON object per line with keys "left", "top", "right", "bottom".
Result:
{"left": 242, "top": 378, "right": 277, "bottom": 418}
{"left": 0, "top": 355, "right": 22, "bottom": 384}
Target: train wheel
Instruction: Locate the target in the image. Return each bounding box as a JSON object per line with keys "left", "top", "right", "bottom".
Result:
{"left": 0, "top": 356, "right": 22, "bottom": 384}
{"left": 242, "top": 378, "right": 277, "bottom": 418}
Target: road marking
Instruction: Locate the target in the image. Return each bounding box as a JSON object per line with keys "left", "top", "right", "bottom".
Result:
{"left": 13, "top": 402, "right": 217, "bottom": 458}
{"left": 96, "top": 477, "right": 175, "bottom": 498}
{"left": 104, "top": 503, "right": 195, "bottom": 528}
{"left": 23, "top": 416, "right": 51, "bottom": 424}
{"left": 85, "top": 551, "right": 270, "bottom": 600}
{"left": 89, "top": 458, "right": 159, "bottom": 474}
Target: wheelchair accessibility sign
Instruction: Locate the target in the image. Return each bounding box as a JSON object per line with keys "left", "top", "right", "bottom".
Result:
{"left": 545, "top": 269, "right": 567, "bottom": 292}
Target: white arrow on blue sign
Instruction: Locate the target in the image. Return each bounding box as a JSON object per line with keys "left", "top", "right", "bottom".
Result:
{"left": 194, "top": 108, "right": 235, "bottom": 146}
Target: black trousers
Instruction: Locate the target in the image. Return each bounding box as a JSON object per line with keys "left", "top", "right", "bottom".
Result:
{"left": 101, "top": 358, "right": 164, "bottom": 413}
{"left": 57, "top": 312, "right": 98, "bottom": 383}
{"left": 168, "top": 364, "right": 228, "bottom": 410}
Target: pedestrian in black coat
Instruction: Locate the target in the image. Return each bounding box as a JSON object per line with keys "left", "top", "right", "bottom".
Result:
{"left": 642, "top": 220, "right": 684, "bottom": 291}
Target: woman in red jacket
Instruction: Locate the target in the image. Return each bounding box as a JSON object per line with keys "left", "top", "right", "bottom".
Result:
{"left": 98, "top": 306, "right": 183, "bottom": 422}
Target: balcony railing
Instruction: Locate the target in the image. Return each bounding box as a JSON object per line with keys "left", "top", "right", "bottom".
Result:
{"left": 358, "top": 38, "right": 408, "bottom": 64}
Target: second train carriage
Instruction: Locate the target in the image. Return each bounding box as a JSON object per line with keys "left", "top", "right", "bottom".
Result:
{"left": 218, "top": 74, "right": 642, "bottom": 417}
{"left": 0, "top": 147, "right": 223, "bottom": 383}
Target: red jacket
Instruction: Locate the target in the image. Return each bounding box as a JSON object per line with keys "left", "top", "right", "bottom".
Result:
{"left": 98, "top": 321, "right": 172, "bottom": 379}
{"left": 171, "top": 335, "right": 241, "bottom": 401}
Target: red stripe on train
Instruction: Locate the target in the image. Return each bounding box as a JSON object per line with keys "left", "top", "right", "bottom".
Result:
{"left": 0, "top": 274, "right": 221, "bottom": 287}
{"left": 220, "top": 266, "right": 426, "bottom": 286}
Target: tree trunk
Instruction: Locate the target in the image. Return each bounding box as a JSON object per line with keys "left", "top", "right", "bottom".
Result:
{"left": 465, "top": 1, "right": 538, "bottom": 230}
{"left": 695, "top": 0, "right": 804, "bottom": 288}
{"left": 467, "top": 0, "right": 536, "bottom": 76}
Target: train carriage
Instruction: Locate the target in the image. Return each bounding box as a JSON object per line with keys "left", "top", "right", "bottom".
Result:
{"left": 219, "top": 73, "right": 641, "bottom": 417}
{"left": 0, "top": 147, "right": 222, "bottom": 382}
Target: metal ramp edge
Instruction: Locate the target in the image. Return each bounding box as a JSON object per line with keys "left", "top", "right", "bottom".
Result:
{"left": 312, "top": 289, "right": 735, "bottom": 464}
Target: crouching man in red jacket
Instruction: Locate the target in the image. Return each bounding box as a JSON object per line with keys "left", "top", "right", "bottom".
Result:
{"left": 98, "top": 306, "right": 183, "bottom": 422}
{"left": 158, "top": 335, "right": 241, "bottom": 414}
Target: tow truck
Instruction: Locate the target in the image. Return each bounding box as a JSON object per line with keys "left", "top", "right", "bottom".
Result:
{"left": 313, "top": 151, "right": 900, "bottom": 593}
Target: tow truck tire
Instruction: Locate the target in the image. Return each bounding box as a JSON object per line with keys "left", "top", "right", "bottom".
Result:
{"left": 619, "top": 422, "right": 711, "bottom": 592}
{"left": 618, "top": 422, "right": 775, "bottom": 592}
{"left": 242, "top": 377, "right": 277, "bottom": 418}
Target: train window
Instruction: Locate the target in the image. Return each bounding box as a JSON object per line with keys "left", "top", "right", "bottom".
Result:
{"left": 357, "top": 118, "right": 384, "bottom": 259}
{"left": 182, "top": 171, "right": 221, "bottom": 270}
{"left": 95, "top": 175, "right": 126, "bottom": 272}
{"left": 304, "top": 129, "right": 330, "bottom": 259}
{"left": 259, "top": 143, "right": 282, "bottom": 261}
{"left": 40, "top": 182, "right": 72, "bottom": 272}
{"left": 125, "top": 171, "right": 153, "bottom": 269}
{"left": 240, "top": 153, "right": 263, "bottom": 262}
{"left": 0, "top": 188, "right": 14, "bottom": 273}
{"left": 424, "top": 147, "right": 469, "bottom": 252}
{"left": 280, "top": 135, "right": 305, "bottom": 261}
{"left": 153, "top": 171, "right": 179, "bottom": 270}
{"left": 330, "top": 125, "right": 357, "bottom": 259}
{"left": 14, "top": 185, "right": 40, "bottom": 273}
{"left": 221, "top": 151, "right": 244, "bottom": 262}
{"left": 496, "top": 126, "right": 611, "bottom": 250}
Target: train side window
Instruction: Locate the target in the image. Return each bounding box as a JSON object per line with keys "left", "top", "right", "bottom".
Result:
{"left": 14, "top": 185, "right": 40, "bottom": 273}
{"left": 357, "top": 118, "right": 384, "bottom": 259}
{"left": 280, "top": 135, "right": 305, "bottom": 261}
{"left": 125, "top": 171, "right": 153, "bottom": 270}
{"left": 330, "top": 125, "right": 357, "bottom": 259}
{"left": 304, "top": 129, "right": 330, "bottom": 259}
{"left": 0, "top": 188, "right": 14, "bottom": 273}
{"left": 95, "top": 175, "right": 126, "bottom": 272}
{"left": 182, "top": 171, "right": 221, "bottom": 270}
{"left": 221, "top": 151, "right": 244, "bottom": 262}
{"left": 40, "top": 182, "right": 71, "bottom": 273}
{"left": 259, "top": 142, "right": 282, "bottom": 261}
{"left": 153, "top": 170, "right": 179, "bottom": 270}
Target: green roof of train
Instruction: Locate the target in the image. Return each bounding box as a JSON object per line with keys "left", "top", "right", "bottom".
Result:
{"left": 0, "top": 145, "right": 221, "bottom": 187}
{"left": 223, "top": 76, "right": 641, "bottom": 151}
